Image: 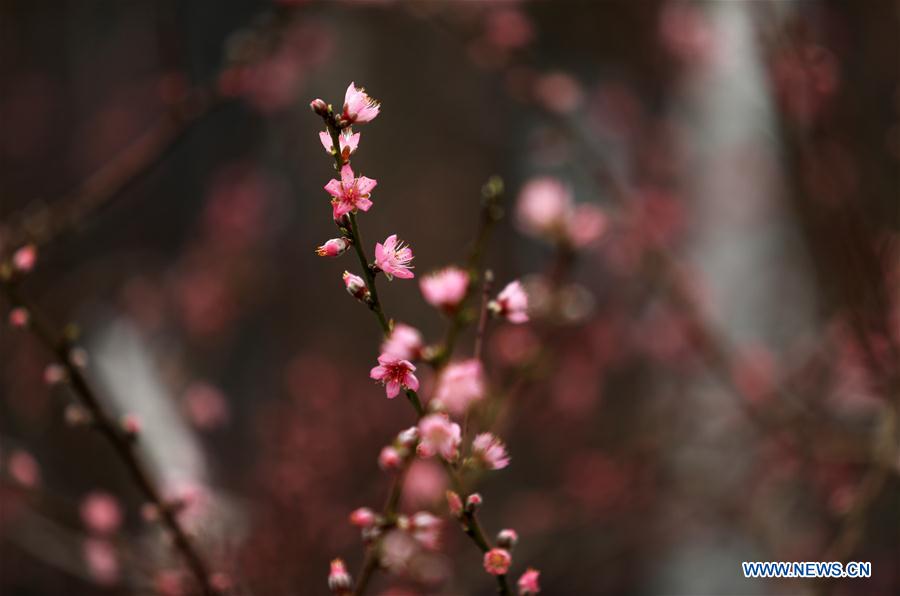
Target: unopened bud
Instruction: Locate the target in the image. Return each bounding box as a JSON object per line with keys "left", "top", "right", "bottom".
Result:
{"left": 64, "top": 404, "right": 92, "bottom": 427}
{"left": 349, "top": 507, "right": 376, "bottom": 528}
{"left": 44, "top": 364, "right": 67, "bottom": 386}
{"left": 12, "top": 244, "right": 37, "bottom": 273}
{"left": 8, "top": 307, "right": 29, "bottom": 328}
{"left": 310, "top": 98, "right": 328, "bottom": 117}
{"left": 342, "top": 271, "right": 370, "bottom": 303}
{"left": 496, "top": 528, "right": 519, "bottom": 549}
{"left": 446, "top": 490, "right": 463, "bottom": 517}
{"left": 316, "top": 237, "right": 351, "bottom": 258}
{"left": 378, "top": 446, "right": 403, "bottom": 470}
{"left": 121, "top": 414, "right": 141, "bottom": 440}
{"left": 465, "top": 493, "right": 483, "bottom": 513}
{"left": 69, "top": 347, "right": 89, "bottom": 368}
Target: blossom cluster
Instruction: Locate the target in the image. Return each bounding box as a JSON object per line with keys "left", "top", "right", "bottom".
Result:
{"left": 311, "top": 83, "right": 540, "bottom": 595}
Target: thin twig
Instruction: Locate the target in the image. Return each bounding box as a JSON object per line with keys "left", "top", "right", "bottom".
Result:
{"left": 0, "top": 280, "right": 220, "bottom": 595}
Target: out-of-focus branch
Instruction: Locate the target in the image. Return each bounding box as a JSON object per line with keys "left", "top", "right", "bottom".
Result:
{"left": 0, "top": 278, "right": 222, "bottom": 596}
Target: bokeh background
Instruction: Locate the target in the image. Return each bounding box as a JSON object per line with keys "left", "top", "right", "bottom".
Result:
{"left": 1, "top": 1, "right": 898, "bottom": 595}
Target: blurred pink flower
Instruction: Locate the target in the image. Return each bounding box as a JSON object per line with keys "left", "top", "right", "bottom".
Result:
{"left": 325, "top": 164, "right": 376, "bottom": 219}
{"left": 403, "top": 460, "right": 447, "bottom": 508}
{"left": 342, "top": 82, "right": 381, "bottom": 124}
{"left": 433, "top": 359, "right": 485, "bottom": 415}
{"left": 420, "top": 267, "right": 469, "bottom": 312}
{"left": 8, "top": 450, "right": 40, "bottom": 488}
{"left": 349, "top": 507, "right": 376, "bottom": 528}
{"left": 490, "top": 281, "right": 529, "bottom": 324}
{"left": 12, "top": 244, "right": 37, "bottom": 273}
{"left": 472, "top": 433, "right": 510, "bottom": 470}
{"left": 567, "top": 204, "right": 608, "bottom": 247}
{"left": 518, "top": 568, "right": 541, "bottom": 594}
{"left": 410, "top": 511, "right": 442, "bottom": 550}
{"left": 7, "top": 307, "right": 29, "bottom": 328}
{"left": 378, "top": 446, "right": 403, "bottom": 470}
{"left": 446, "top": 490, "right": 463, "bottom": 517}
{"left": 375, "top": 235, "right": 415, "bottom": 280}
{"left": 80, "top": 492, "right": 123, "bottom": 535}
{"left": 183, "top": 382, "right": 230, "bottom": 430}
{"left": 416, "top": 414, "right": 461, "bottom": 461}
{"left": 484, "top": 8, "right": 535, "bottom": 50}
{"left": 516, "top": 177, "right": 571, "bottom": 237}
{"left": 534, "top": 72, "right": 583, "bottom": 114}
{"left": 381, "top": 323, "right": 424, "bottom": 361}
{"left": 483, "top": 547, "right": 512, "bottom": 575}
{"left": 83, "top": 538, "right": 119, "bottom": 585}
{"left": 370, "top": 353, "right": 419, "bottom": 398}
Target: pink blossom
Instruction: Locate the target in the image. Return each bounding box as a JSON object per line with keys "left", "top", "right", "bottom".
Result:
{"left": 472, "top": 433, "right": 510, "bottom": 470}
{"left": 433, "top": 359, "right": 485, "bottom": 415}
{"left": 410, "top": 511, "right": 442, "bottom": 550}
{"left": 328, "top": 558, "right": 352, "bottom": 593}
{"left": 349, "top": 507, "right": 376, "bottom": 528}
{"left": 374, "top": 234, "right": 414, "bottom": 280}
{"left": 316, "top": 237, "right": 351, "bottom": 257}
{"left": 8, "top": 450, "right": 40, "bottom": 488}
{"left": 402, "top": 460, "right": 446, "bottom": 508}
{"left": 378, "top": 446, "right": 403, "bottom": 470}
{"left": 12, "top": 244, "right": 37, "bottom": 273}
{"left": 342, "top": 82, "right": 380, "bottom": 124}
{"left": 420, "top": 267, "right": 469, "bottom": 311}
{"left": 566, "top": 204, "right": 608, "bottom": 247}
{"left": 324, "top": 164, "right": 376, "bottom": 219}
{"left": 518, "top": 568, "right": 541, "bottom": 594}
{"left": 83, "top": 538, "right": 119, "bottom": 585}
{"left": 318, "top": 129, "right": 360, "bottom": 157}
{"left": 483, "top": 547, "right": 512, "bottom": 575}
{"left": 343, "top": 271, "right": 370, "bottom": 302}
{"left": 490, "top": 281, "right": 529, "bottom": 323}
{"left": 8, "top": 307, "right": 29, "bottom": 328}
{"left": 381, "top": 323, "right": 424, "bottom": 360}
{"left": 370, "top": 353, "right": 419, "bottom": 398}
{"left": 43, "top": 363, "right": 66, "bottom": 385}
{"left": 416, "top": 414, "right": 461, "bottom": 461}
{"left": 516, "top": 177, "right": 571, "bottom": 236}
{"left": 183, "top": 383, "right": 230, "bottom": 430}
{"left": 80, "top": 492, "right": 123, "bottom": 535}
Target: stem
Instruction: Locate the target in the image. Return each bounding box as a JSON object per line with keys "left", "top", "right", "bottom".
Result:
{"left": 1, "top": 281, "right": 219, "bottom": 595}
{"left": 473, "top": 270, "right": 494, "bottom": 363}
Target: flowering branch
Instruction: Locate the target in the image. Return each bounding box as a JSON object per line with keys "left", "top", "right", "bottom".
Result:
{"left": 312, "top": 85, "right": 537, "bottom": 596}
{"left": 0, "top": 258, "right": 222, "bottom": 596}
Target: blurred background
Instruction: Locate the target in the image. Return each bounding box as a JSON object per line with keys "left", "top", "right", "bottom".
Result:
{"left": 1, "top": 1, "right": 898, "bottom": 595}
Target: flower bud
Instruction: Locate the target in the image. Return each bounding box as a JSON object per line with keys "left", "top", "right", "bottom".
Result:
{"left": 349, "top": 507, "right": 376, "bottom": 528}
{"left": 327, "top": 558, "right": 352, "bottom": 594}
{"left": 310, "top": 98, "right": 328, "bottom": 117}
{"left": 8, "top": 307, "right": 29, "bottom": 328}
{"left": 12, "top": 244, "right": 37, "bottom": 273}
{"left": 316, "top": 237, "right": 351, "bottom": 257}
{"left": 69, "top": 347, "right": 89, "bottom": 369}
{"left": 121, "top": 414, "right": 141, "bottom": 440}
{"left": 396, "top": 426, "right": 419, "bottom": 448}
{"left": 44, "top": 364, "right": 67, "bottom": 386}
{"left": 496, "top": 528, "right": 519, "bottom": 549}
{"left": 342, "top": 271, "right": 370, "bottom": 303}
{"left": 446, "top": 490, "right": 463, "bottom": 517}
{"left": 64, "top": 404, "right": 92, "bottom": 427}
{"left": 378, "top": 446, "right": 402, "bottom": 470}
{"left": 465, "top": 492, "right": 483, "bottom": 513}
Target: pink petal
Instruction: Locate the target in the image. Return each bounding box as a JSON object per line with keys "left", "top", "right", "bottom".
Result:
{"left": 386, "top": 380, "right": 401, "bottom": 399}
{"left": 319, "top": 131, "right": 333, "bottom": 152}
{"left": 405, "top": 373, "right": 420, "bottom": 392}
{"left": 356, "top": 176, "right": 377, "bottom": 195}
{"left": 393, "top": 268, "right": 415, "bottom": 280}
{"left": 340, "top": 164, "right": 355, "bottom": 187}
{"left": 324, "top": 179, "right": 343, "bottom": 197}
{"left": 356, "top": 197, "right": 373, "bottom": 212}
{"left": 370, "top": 366, "right": 387, "bottom": 380}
